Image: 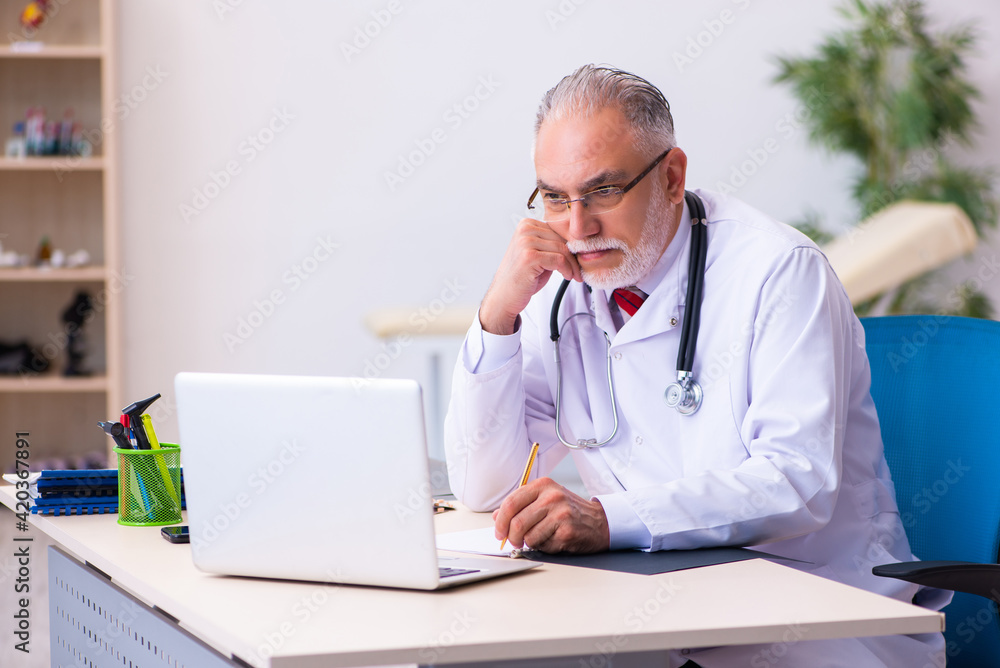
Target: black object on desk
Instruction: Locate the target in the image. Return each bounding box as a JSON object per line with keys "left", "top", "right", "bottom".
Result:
{"left": 524, "top": 547, "right": 807, "bottom": 576}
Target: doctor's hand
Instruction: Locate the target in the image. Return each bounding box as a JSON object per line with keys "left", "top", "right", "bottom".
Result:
{"left": 492, "top": 477, "right": 610, "bottom": 554}
{"left": 479, "top": 218, "right": 582, "bottom": 336}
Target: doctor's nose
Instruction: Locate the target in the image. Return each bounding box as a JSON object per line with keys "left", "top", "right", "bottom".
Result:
{"left": 565, "top": 200, "right": 602, "bottom": 241}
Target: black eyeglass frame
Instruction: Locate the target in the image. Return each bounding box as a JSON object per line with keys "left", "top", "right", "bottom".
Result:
{"left": 526, "top": 148, "right": 673, "bottom": 215}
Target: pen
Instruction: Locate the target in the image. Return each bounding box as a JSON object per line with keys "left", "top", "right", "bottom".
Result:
{"left": 120, "top": 414, "right": 137, "bottom": 448}
{"left": 500, "top": 442, "right": 540, "bottom": 550}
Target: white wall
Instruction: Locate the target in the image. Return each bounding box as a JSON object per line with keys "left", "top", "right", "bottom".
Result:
{"left": 114, "top": 0, "right": 1000, "bottom": 445}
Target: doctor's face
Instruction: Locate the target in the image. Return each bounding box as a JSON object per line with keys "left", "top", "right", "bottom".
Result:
{"left": 533, "top": 107, "right": 686, "bottom": 290}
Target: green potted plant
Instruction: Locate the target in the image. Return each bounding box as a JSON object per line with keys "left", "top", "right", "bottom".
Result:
{"left": 774, "top": 0, "right": 998, "bottom": 316}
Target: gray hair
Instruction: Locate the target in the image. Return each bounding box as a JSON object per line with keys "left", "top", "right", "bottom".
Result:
{"left": 535, "top": 64, "right": 676, "bottom": 157}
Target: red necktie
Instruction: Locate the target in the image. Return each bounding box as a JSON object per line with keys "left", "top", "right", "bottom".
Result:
{"left": 613, "top": 288, "right": 645, "bottom": 317}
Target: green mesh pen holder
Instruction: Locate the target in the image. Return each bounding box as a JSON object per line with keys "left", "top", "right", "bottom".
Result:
{"left": 115, "top": 443, "right": 182, "bottom": 526}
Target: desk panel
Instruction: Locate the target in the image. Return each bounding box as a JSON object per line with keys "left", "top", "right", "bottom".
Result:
{"left": 1, "top": 485, "right": 943, "bottom": 667}
{"left": 49, "top": 546, "right": 239, "bottom": 668}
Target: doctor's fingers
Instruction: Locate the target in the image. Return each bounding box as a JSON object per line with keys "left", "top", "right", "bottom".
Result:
{"left": 527, "top": 247, "right": 581, "bottom": 284}
{"left": 493, "top": 479, "right": 550, "bottom": 540}
{"left": 511, "top": 220, "right": 581, "bottom": 280}
{"left": 498, "top": 495, "right": 552, "bottom": 550}
{"left": 524, "top": 502, "right": 610, "bottom": 554}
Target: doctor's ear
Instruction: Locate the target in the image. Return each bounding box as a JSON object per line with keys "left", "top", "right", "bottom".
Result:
{"left": 660, "top": 147, "right": 687, "bottom": 204}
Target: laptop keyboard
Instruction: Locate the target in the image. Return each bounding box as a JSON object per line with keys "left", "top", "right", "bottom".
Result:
{"left": 439, "top": 566, "right": 481, "bottom": 578}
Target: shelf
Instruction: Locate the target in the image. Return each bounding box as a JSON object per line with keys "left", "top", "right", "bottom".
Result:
{"left": 0, "top": 44, "right": 103, "bottom": 59}
{"left": 0, "top": 0, "right": 119, "bottom": 461}
{"left": 0, "top": 156, "right": 104, "bottom": 171}
{"left": 0, "top": 267, "right": 106, "bottom": 282}
{"left": 0, "top": 375, "right": 108, "bottom": 393}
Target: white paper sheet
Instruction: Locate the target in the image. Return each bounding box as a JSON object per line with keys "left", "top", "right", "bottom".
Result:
{"left": 436, "top": 526, "right": 517, "bottom": 557}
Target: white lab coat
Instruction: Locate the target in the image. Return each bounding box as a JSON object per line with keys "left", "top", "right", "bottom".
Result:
{"left": 444, "top": 190, "right": 948, "bottom": 667}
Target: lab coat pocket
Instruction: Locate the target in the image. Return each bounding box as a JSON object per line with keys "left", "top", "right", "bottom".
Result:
{"left": 851, "top": 477, "right": 899, "bottom": 519}
{"left": 675, "top": 382, "right": 746, "bottom": 474}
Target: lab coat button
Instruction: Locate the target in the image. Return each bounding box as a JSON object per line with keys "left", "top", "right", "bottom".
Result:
{"left": 681, "top": 649, "right": 690, "bottom": 655}
{"left": 635, "top": 436, "right": 643, "bottom": 444}
{"left": 614, "top": 352, "right": 622, "bottom": 361}
{"left": 670, "top": 317, "right": 678, "bottom": 327}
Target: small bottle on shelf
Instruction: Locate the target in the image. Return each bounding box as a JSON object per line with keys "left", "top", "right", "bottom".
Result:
{"left": 36, "top": 236, "right": 52, "bottom": 266}
{"left": 4, "top": 122, "right": 27, "bottom": 158}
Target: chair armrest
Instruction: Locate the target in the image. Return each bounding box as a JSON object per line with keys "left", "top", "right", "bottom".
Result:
{"left": 873, "top": 561, "right": 1000, "bottom": 602}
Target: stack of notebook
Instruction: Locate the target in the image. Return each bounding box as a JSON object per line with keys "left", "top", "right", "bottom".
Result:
{"left": 2, "top": 469, "right": 186, "bottom": 516}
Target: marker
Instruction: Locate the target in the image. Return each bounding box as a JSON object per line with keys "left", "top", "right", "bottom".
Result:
{"left": 121, "top": 414, "right": 137, "bottom": 448}
{"left": 141, "top": 413, "right": 180, "bottom": 509}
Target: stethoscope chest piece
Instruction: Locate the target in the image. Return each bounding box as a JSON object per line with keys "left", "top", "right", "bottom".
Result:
{"left": 664, "top": 371, "right": 703, "bottom": 415}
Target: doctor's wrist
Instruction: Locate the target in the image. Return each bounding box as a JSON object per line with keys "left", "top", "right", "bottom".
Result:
{"left": 479, "top": 309, "right": 521, "bottom": 336}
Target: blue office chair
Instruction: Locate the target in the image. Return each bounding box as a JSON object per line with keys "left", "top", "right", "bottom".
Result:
{"left": 862, "top": 315, "right": 1000, "bottom": 665}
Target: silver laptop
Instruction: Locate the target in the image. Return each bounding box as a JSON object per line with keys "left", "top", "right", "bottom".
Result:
{"left": 174, "top": 372, "right": 539, "bottom": 590}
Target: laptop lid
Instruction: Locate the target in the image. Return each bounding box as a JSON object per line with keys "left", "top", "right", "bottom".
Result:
{"left": 175, "top": 373, "right": 442, "bottom": 590}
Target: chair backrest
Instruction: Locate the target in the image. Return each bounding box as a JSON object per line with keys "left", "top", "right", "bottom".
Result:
{"left": 862, "top": 315, "right": 1000, "bottom": 665}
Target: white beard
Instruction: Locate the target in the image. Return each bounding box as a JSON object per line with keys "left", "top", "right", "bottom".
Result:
{"left": 566, "top": 181, "right": 674, "bottom": 290}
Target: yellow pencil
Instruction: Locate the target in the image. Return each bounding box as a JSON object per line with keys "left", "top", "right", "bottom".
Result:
{"left": 500, "top": 442, "right": 540, "bottom": 550}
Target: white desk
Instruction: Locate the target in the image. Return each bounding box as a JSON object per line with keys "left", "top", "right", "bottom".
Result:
{"left": 0, "top": 485, "right": 942, "bottom": 667}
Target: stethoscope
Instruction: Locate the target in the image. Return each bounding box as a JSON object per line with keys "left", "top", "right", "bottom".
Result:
{"left": 550, "top": 190, "right": 708, "bottom": 449}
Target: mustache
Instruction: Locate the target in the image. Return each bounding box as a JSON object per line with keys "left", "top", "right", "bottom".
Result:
{"left": 566, "top": 238, "right": 627, "bottom": 254}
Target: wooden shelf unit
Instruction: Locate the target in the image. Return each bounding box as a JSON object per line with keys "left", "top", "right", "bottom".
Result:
{"left": 0, "top": 156, "right": 104, "bottom": 170}
{"left": 0, "top": 0, "right": 120, "bottom": 465}
{"left": 0, "top": 44, "right": 103, "bottom": 59}
{"left": 0, "top": 375, "right": 108, "bottom": 393}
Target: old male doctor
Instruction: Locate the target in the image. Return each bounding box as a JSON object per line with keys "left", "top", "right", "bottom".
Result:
{"left": 443, "top": 65, "right": 947, "bottom": 666}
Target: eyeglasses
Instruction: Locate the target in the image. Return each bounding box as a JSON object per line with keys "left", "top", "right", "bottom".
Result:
{"left": 527, "top": 149, "right": 671, "bottom": 222}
